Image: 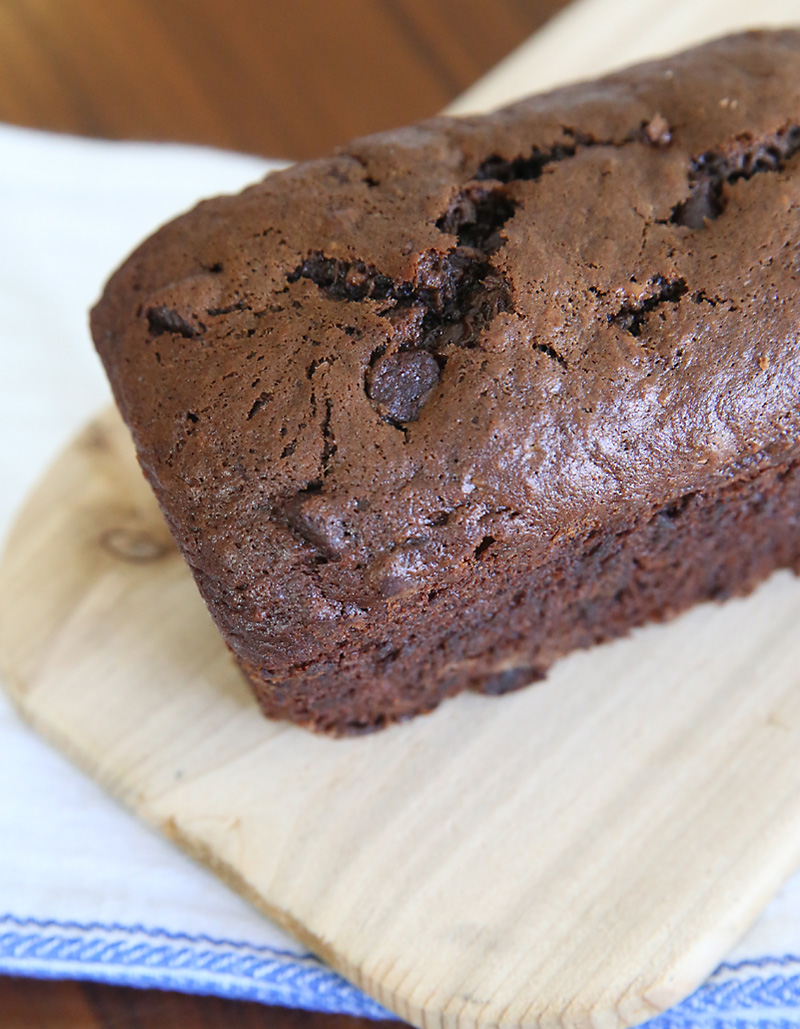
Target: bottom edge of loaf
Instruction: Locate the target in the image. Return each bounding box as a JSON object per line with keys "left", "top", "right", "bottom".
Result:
{"left": 237, "top": 452, "right": 800, "bottom": 736}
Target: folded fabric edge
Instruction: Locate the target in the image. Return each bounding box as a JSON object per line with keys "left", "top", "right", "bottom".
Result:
{"left": 0, "top": 914, "right": 394, "bottom": 1018}
{"left": 2, "top": 914, "right": 800, "bottom": 1025}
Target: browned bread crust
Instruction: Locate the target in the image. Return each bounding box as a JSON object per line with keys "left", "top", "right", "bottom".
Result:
{"left": 92, "top": 31, "right": 800, "bottom": 734}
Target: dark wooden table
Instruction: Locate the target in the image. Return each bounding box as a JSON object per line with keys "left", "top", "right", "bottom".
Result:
{"left": 0, "top": 2, "right": 566, "bottom": 1025}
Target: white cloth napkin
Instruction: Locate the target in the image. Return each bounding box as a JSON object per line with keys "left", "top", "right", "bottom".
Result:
{"left": 1, "top": 121, "right": 799, "bottom": 1024}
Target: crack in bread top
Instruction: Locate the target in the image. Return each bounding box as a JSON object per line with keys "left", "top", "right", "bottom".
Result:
{"left": 91, "top": 30, "right": 800, "bottom": 627}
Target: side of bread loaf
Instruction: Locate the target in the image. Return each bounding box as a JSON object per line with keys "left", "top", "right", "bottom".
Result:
{"left": 92, "top": 31, "right": 800, "bottom": 734}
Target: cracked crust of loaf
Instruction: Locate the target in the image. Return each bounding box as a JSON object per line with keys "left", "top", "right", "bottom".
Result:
{"left": 92, "top": 30, "right": 800, "bottom": 734}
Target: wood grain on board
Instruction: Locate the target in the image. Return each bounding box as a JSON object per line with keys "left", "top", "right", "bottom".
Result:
{"left": 3, "top": 0, "right": 800, "bottom": 1028}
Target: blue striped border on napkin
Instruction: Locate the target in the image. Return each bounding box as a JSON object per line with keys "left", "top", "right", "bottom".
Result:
{"left": 0, "top": 914, "right": 391, "bottom": 1016}
{"left": 2, "top": 914, "right": 800, "bottom": 1026}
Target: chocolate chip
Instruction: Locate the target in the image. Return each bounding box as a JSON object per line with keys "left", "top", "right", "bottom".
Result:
{"left": 479, "top": 666, "right": 544, "bottom": 695}
{"left": 367, "top": 350, "right": 440, "bottom": 423}
{"left": 671, "top": 124, "right": 800, "bottom": 228}
{"left": 146, "top": 305, "right": 198, "bottom": 338}
{"left": 436, "top": 182, "right": 518, "bottom": 253}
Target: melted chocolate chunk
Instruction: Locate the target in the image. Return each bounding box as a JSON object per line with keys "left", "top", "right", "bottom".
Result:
{"left": 479, "top": 666, "right": 545, "bottom": 695}
{"left": 146, "top": 305, "right": 198, "bottom": 338}
{"left": 672, "top": 123, "right": 800, "bottom": 227}
{"left": 367, "top": 350, "right": 441, "bottom": 423}
{"left": 436, "top": 183, "right": 518, "bottom": 253}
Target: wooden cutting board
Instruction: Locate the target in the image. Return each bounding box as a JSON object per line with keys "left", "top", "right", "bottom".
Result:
{"left": 3, "top": 2, "right": 800, "bottom": 1028}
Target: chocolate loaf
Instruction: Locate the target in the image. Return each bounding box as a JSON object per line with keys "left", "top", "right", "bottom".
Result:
{"left": 92, "top": 31, "right": 800, "bottom": 734}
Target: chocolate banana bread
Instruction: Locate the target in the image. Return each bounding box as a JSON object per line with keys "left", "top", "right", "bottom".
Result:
{"left": 92, "top": 31, "right": 800, "bottom": 734}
